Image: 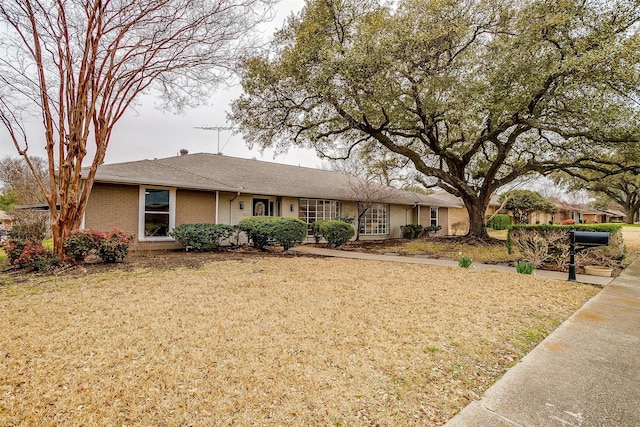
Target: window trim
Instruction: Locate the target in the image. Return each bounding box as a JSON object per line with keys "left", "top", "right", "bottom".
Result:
{"left": 298, "top": 198, "right": 341, "bottom": 232}
{"left": 430, "top": 207, "right": 438, "bottom": 227}
{"left": 360, "top": 203, "right": 389, "bottom": 235}
{"left": 139, "top": 186, "right": 176, "bottom": 242}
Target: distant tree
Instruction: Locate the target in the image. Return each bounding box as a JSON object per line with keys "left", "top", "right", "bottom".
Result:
{"left": 0, "top": 0, "right": 274, "bottom": 259}
{"left": 0, "top": 156, "right": 48, "bottom": 205}
{"left": 499, "top": 190, "right": 556, "bottom": 224}
{"left": 231, "top": 0, "right": 640, "bottom": 240}
{"left": 0, "top": 190, "right": 17, "bottom": 211}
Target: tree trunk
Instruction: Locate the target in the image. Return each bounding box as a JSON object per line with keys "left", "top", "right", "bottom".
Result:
{"left": 464, "top": 197, "right": 491, "bottom": 240}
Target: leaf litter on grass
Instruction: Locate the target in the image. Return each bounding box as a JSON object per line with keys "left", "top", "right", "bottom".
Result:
{"left": 0, "top": 257, "right": 598, "bottom": 426}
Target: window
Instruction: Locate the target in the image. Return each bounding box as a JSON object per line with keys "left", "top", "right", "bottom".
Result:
{"left": 430, "top": 207, "right": 438, "bottom": 227}
{"left": 139, "top": 187, "right": 176, "bottom": 240}
{"left": 299, "top": 199, "right": 341, "bottom": 232}
{"left": 361, "top": 204, "right": 388, "bottom": 235}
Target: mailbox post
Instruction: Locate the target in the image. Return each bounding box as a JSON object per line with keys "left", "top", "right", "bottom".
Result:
{"left": 568, "top": 226, "right": 611, "bottom": 282}
{"left": 569, "top": 227, "right": 577, "bottom": 281}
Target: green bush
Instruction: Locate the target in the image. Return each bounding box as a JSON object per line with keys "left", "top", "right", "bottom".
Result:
{"left": 169, "top": 223, "right": 234, "bottom": 251}
{"left": 402, "top": 224, "right": 424, "bottom": 239}
{"left": 487, "top": 214, "right": 512, "bottom": 230}
{"left": 64, "top": 229, "right": 104, "bottom": 262}
{"left": 238, "top": 216, "right": 307, "bottom": 251}
{"left": 515, "top": 261, "right": 535, "bottom": 275}
{"left": 316, "top": 220, "right": 355, "bottom": 248}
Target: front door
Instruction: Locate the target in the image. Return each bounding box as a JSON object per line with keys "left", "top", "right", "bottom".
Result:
{"left": 253, "top": 198, "right": 271, "bottom": 216}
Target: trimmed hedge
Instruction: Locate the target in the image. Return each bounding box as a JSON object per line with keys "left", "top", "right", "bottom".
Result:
{"left": 238, "top": 216, "right": 307, "bottom": 251}
{"left": 487, "top": 214, "right": 512, "bottom": 230}
{"left": 169, "top": 223, "right": 234, "bottom": 251}
{"left": 316, "top": 220, "right": 355, "bottom": 248}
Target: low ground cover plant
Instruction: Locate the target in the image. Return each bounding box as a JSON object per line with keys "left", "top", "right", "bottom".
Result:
{"left": 458, "top": 253, "right": 473, "bottom": 268}
{"left": 515, "top": 261, "right": 535, "bottom": 275}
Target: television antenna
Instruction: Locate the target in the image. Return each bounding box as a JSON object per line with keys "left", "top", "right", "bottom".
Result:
{"left": 194, "top": 125, "right": 237, "bottom": 154}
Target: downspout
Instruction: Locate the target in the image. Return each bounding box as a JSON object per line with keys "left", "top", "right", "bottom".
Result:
{"left": 215, "top": 191, "right": 219, "bottom": 224}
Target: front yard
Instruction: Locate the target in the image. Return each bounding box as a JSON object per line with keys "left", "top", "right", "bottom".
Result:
{"left": 0, "top": 256, "right": 598, "bottom": 425}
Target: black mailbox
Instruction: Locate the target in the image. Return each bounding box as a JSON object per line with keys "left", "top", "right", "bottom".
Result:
{"left": 574, "top": 231, "right": 610, "bottom": 247}
{"left": 568, "top": 227, "right": 611, "bottom": 281}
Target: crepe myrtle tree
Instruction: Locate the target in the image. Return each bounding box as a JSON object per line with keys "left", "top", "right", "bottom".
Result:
{"left": 0, "top": 0, "right": 275, "bottom": 259}
{"left": 231, "top": 0, "right": 640, "bottom": 239}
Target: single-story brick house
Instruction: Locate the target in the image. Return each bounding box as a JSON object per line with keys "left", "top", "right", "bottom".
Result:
{"left": 82, "top": 153, "right": 462, "bottom": 250}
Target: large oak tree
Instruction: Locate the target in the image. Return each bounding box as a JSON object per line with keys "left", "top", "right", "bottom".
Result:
{"left": 231, "top": 0, "right": 640, "bottom": 239}
{"left": 0, "top": 0, "right": 274, "bottom": 259}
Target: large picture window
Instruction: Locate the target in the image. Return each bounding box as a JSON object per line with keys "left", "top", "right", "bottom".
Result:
{"left": 298, "top": 199, "right": 341, "bottom": 231}
{"left": 361, "top": 204, "right": 388, "bottom": 235}
{"left": 139, "top": 187, "right": 176, "bottom": 240}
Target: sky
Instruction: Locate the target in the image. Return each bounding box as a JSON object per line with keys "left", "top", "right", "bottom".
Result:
{"left": 0, "top": 0, "right": 324, "bottom": 169}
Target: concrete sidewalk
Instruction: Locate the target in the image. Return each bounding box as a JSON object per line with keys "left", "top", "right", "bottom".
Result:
{"left": 292, "top": 246, "right": 639, "bottom": 426}
{"left": 292, "top": 246, "right": 614, "bottom": 287}
{"left": 445, "top": 259, "right": 640, "bottom": 427}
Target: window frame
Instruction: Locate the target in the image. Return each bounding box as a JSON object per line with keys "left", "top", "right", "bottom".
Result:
{"left": 138, "top": 186, "right": 176, "bottom": 242}
{"left": 430, "top": 207, "right": 438, "bottom": 228}
{"left": 298, "top": 198, "right": 341, "bottom": 233}
{"left": 360, "top": 203, "right": 389, "bottom": 235}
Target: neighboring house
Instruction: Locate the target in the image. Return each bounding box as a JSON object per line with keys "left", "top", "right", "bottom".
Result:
{"left": 81, "top": 153, "right": 461, "bottom": 250}
{"left": 0, "top": 210, "right": 13, "bottom": 230}
{"left": 428, "top": 191, "right": 502, "bottom": 235}
{"left": 550, "top": 200, "right": 612, "bottom": 224}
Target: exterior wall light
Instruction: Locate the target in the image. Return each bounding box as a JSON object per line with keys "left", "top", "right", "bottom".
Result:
{"left": 239, "top": 201, "right": 245, "bottom": 210}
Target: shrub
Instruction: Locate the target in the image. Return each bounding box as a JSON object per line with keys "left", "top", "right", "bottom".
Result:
{"left": 3, "top": 238, "right": 29, "bottom": 266}
{"left": 425, "top": 224, "right": 442, "bottom": 236}
{"left": 3, "top": 238, "right": 58, "bottom": 272}
{"left": 458, "top": 254, "right": 473, "bottom": 268}
{"left": 169, "top": 223, "right": 234, "bottom": 251}
{"left": 487, "top": 214, "right": 512, "bottom": 230}
{"left": 515, "top": 261, "right": 535, "bottom": 275}
{"left": 316, "top": 220, "right": 355, "bottom": 248}
{"left": 14, "top": 241, "right": 58, "bottom": 271}
{"left": 238, "top": 216, "right": 307, "bottom": 251}
{"left": 99, "top": 229, "right": 134, "bottom": 263}
{"left": 8, "top": 210, "right": 49, "bottom": 241}
{"left": 507, "top": 224, "right": 625, "bottom": 270}
{"left": 401, "top": 224, "right": 424, "bottom": 239}
{"left": 64, "top": 229, "right": 105, "bottom": 262}
{"left": 64, "top": 228, "right": 134, "bottom": 263}
{"left": 310, "top": 222, "right": 323, "bottom": 244}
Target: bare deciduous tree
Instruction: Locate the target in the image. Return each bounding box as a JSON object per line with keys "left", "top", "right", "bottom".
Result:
{"left": 0, "top": 0, "right": 274, "bottom": 259}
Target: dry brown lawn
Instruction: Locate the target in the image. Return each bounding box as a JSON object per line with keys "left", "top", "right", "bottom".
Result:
{"left": 0, "top": 256, "right": 598, "bottom": 426}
